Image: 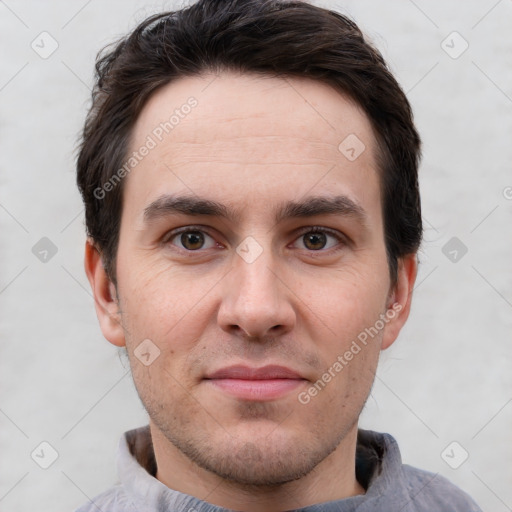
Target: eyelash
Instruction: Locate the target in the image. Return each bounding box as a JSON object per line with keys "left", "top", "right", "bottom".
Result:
{"left": 163, "top": 225, "right": 347, "bottom": 254}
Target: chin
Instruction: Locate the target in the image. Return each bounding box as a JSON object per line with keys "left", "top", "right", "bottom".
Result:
{"left": 194, "top": 437, "right": 325, "bottom": 486}
{"left": 165, "top": 421, "right": 341, "bottom": 487}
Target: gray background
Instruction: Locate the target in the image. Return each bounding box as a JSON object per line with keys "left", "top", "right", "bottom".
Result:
{"left": 0, "top": 0, "right": 511, "bottom": 510}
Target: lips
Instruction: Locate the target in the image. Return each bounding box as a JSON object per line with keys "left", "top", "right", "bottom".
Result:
{"left": 204, "top": 365, "right": 307, "bottom": 401}
{"left": 206, "top": 365, "right": 304, "bottom": 380}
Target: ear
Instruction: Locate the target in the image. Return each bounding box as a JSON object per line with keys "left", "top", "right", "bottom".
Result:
{"left": 381, "top": 253, "right": 418, "bottom": 350}
{"left": 84, "top": 238, "right": 126, "bottom": 347}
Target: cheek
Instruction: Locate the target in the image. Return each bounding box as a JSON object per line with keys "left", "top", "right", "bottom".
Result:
{"left": 116, "top": 259, "right": 209, "bottom": 351}
{"left": 300, "top": 271, "right": 388, "bottom": 404}
{"left": 309, "top": 267, "right": 388, "bottom": 334}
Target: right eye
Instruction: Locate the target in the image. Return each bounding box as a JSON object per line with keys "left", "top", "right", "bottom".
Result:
{"left": 164, "top": 227, "right": 219, "bottom": 252}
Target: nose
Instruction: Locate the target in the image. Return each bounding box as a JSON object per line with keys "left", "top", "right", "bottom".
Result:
{"left": 217, "top": 241, "right": 296, "bottom": 341}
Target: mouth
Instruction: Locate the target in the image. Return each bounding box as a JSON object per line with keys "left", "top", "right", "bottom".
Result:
{"left": 204, "top": 365, "right": 308, "bottom": 401}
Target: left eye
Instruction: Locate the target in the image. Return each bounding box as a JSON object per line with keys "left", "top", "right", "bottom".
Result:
{"left": 292, "top": 228, "right": 343, "bottom": 251}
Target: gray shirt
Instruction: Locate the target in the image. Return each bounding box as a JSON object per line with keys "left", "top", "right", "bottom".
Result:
{"left": 75, "top": 425, "right": 482, "bottom": 511}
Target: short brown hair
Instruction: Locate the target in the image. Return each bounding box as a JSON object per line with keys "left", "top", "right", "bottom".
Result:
{"left": 76, "top": 0, "right": 422, "bottom": 287}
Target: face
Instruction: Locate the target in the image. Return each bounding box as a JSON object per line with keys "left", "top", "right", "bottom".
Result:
{"left": 88, "top": 71, "right": 415, "bottom": 487}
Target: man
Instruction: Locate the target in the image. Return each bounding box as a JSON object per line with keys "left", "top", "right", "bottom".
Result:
{"left": 75, "top": 0, "right": 482, "bottom": 510}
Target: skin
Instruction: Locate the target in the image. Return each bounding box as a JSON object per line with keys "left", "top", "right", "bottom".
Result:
{"left": 85, "top": 71, "right": 417, "bottom": 511}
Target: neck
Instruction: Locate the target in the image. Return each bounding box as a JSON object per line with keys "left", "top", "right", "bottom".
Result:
{"left": 150, "top": 421, "right": 365, "bottom": 511}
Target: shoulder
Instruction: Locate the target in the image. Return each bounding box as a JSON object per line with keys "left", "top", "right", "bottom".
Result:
{"left": 357, "top": 429, "right": 482, "bottom": 511}
{"left": 401, "top": 464, "right": 483, "bottom": 512}
{"left": 73, "top": 483, "right": 137, "bottom": 512}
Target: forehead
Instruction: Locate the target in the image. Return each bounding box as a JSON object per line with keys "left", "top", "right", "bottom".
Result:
{"left": 132, "top": 71, "right": 376, "bottom": 151}
{"left": 125, "top": 71, "right": 381, "bottom": 222}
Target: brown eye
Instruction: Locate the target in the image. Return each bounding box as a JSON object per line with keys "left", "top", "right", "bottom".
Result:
{"left": 180, "top": 231, "right": 205, "bottom": 250}
{"left": 293, "top": 227, "right": 345, "bottom": 253}
{"left": 165, "top": 228, "right": 217, "bottom": 251}
{"left": 303, "top": 231, "right": 327, "bottom": 250}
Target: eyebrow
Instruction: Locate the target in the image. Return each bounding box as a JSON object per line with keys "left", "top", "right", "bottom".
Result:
{"left": 143, "top": 193, "right": 369, "bottom": 227}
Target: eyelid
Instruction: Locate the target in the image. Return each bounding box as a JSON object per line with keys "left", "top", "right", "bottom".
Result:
{"left": 294, "top": 225, "right": 346, "bottom": 242}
